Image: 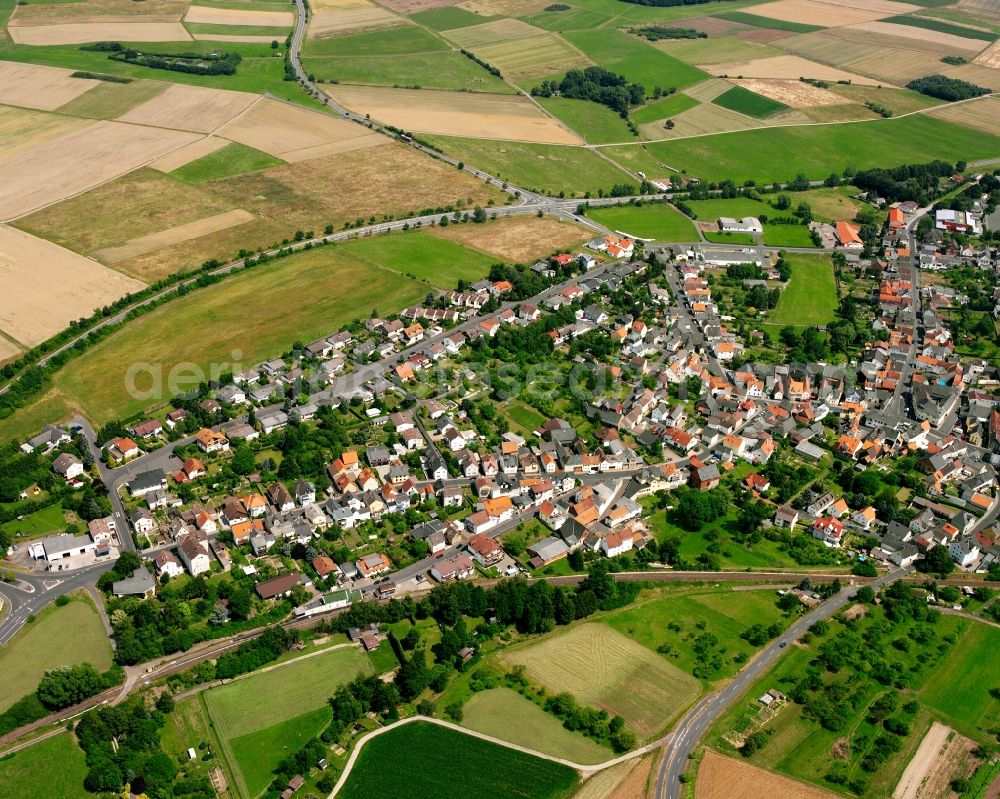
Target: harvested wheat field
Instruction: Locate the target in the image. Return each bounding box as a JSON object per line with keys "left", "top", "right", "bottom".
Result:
{"left": 927, "top": 96, "right": 1000, "bottom": 134}
{"left": 443, "top": 18, "right": 544, "bottom": 48}
{"left": 308, "top": 2, "right": 406, "bottom": 38}
{"left": 640, "top": 103, "right": 766, "bottom": 140}
{"left": 696, "top": 750, "right": 839, "bottom": 799}
{"left": 0, "top": 225, "right": 144, "bottom": 346}
{"left": 473, "top": 32, "right": 590, "bottom": 79}
{"left": 184, "top": 6, "right": 294, "bottom": 26}
{"left": 702, "top": 54, "right": 881, "bottom": 85}
{"left": 740, "top": 0, "right": 916, "bottom": 27}
{"left": 460, "top": 0, "right": 549, "bottom": 15}
{"left": 0, "top": 106, "right": 90, "bottom": 160}
{"left": 500, "top": 624, "right": 700, "bottom": 739}
{"left": 849, "top": 21, "right": 987, "bottom": 53}
{"left": 684, "top": 78, "right": 732, "bottom": 102}
{"left": 0, "top": 121, "right": 200, "bottom": 220}
{"left": 216, "top": 98, "right": 386, "bottom": 161}
{"left": 0, "top": 62, "right": 101, "bottom": 111}
{"left": 732, "top": 78, "right": 845, "bottom": 107}
{"left": 93, "top": 209, "right": 255, "bottom": 263}
{"left": 7, "top": 0, "right": 187, "bottom": 24}
{"left": 149, "top": 137, "right": 229, "bottom": 172}
{"left": 8, "top": 22, "right": 192, "bottom": 45}
{"left": 942, "top": 61, "right": 1000, "bottom": 91}
{"left": 117, "top": 84, "right": 258, "bottom": 134}
{"left": 0, "top": 337, "right": 22, "bottom": 365}
{"left": 380, "top": 0, "right": 463, "bottom": 10}
{"left": 893, "top": 722, "right": 980, "bottom": 799}
{"left": 328, "top": 85, "right": 580, "bottom": 143}
{"left": 428, "top": 216, "right": 590, "bottom": 262}
{"left": 573, "top": 758, "right": 649, "bottom": 799}
{"left": 974, "top": 39, "right": 1000, "bottom": 67}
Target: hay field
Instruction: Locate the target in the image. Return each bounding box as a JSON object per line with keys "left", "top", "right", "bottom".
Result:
{"left": 183, "top": 6, "right": 294, "bottom": 27}
{"left": 308, "top": 2, "right": 407, "bottom": 38}
{"left": 640, "top": 102, "right": 767, "bottom": 139}
{"left": 474, "top": 32, "right": 591, "bottom": 79}
{"left": 0, "top": 337, "right": 22, "bottom": 364}
{"left": 148, "top": 136, "right": 229, "bottom": 171}
{"left": 940, "top": 59, "right": 1000, "bottom": 90}
{"left": 849, "top": 20, "right": 988, "bottom": 53}
{"left": 696, "top": 750, "right": 838, "bottom": 799}
{"left": 328, "top": 85, "right": 581, "bottom": 143}
{"left": 0, "top": 62, "right": 101, "bottom": 111}
{"left": 443, "top": 17, "right": 543, "bottom": 47}
{"left": 739, "top": 0, "right": 917, "bottom": 27}
{"left": 684, "top": 77, "right": 733, "bottom": 101}
{"left": 500, "top": 624, "right": 700, "bottom": 739}
{"left": 0, "top": 120, "right": 200, "bottom": 220}
{"left": 215, "top": 97, "right": 386, "bottom": 161}
{"left": 190, "top": 32, "right": 279, "bottom": 42}
{"left": 117, "top": 84, "right": 258, "bottom": 134}
{"left": 658, "top": 36, "right": 783, "bottom": 65}
{"left": 926, "top": 95, "right": 1000, "bottom": 134}
{"left": 7, "top": 0, "right": 188, "bottom": 24}
{"left": 774, "top": 32, "right": 942, "bottom": 85}
{"left": 702, "top": 54, "right": 882, "bottom": 84}
{"left": 0, "top": 106, "right": 90, "bottom": 159}
{"left": 732, "top": 78, "right": 845, "bottom": 107}
{"left": 0, "top": 225, "right": 144, "bottom": 346}
{"left": 974, "top": 38, "right": 1000, "bottom": 66}
{"left": 427, "top": 216, "right": 590, "bottom": 262}
{"left": 824, "top": 22, "right": 986, "bottom": 56}
{"left": 8, "top": 21, "right": 193, "bottom": 44}
{"left": 93, "top": 209, "right": 255, "bottom": 263}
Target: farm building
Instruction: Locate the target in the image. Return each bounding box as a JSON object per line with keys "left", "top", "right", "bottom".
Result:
{"left": 719, "top": 216, "right": 763, "bottom": 234}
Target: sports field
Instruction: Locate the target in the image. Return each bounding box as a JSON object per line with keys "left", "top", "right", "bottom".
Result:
{"left": 0, "top": 593, "right": 112, "bottom": 712}
{"left": 422, "top": 135, "right": 632, "bottom": 196}
{"left": 49, "top": 246, "right": 430, "bottom": 422}
{"left": 339, "top": 722, "right": 579, "bottom": 799}
{"left": 501, "top": 623, "right": 701, "bottom": 739}
{"left": 204, "top": 646, "right": 372, "bottom": 797}
{"left": 587, "top": 203, "right": 696, "bottom": 242}
{"left": 642, "top": 114, "right": 1000, "bottom": 184}
{"left": 0, "top": 733, "right": 90, "bottom": 799}
{"left": 767, "top": 253, "right": 838, "bottom": 327}
{"left": 462, "top": 687, "right": 612, "bottom": 764}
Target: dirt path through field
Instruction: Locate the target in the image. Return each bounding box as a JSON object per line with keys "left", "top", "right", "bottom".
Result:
{"left": 893, "top": 722, "right": 953, "bottom": 799}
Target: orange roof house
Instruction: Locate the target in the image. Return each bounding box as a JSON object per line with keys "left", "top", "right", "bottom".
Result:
{"left": 835, "top": 221, "right": 863, "bottom": 248}
{"left": 888, "top": 207, "right": 905, "bottom": 229}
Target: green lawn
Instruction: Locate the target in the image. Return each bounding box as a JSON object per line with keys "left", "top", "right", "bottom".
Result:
{"left": 0, "top": 733, "right": 90, "bottom": 799}
{"left": 704, "top": 231, "right": 756, "bottom": 245}
{"left": 632, "top": 92, "right": 699, "bottom": 124}
{"left": 304, "top": 51, "right": 512, "bottom": 92}
{"left": 717, "top": 11, "right": 823, "bottom": 33}
{"left": 303, "top": 25, "right": 449, "bottom": 56}
{"left": 762, "top": 224, "right": 816, "bottom": 248}
{"left": 504, "top": 400, "right": 547, "bottom": 434}
{"left": 644, "top": 114, "right": 1000, "bottom": 184}
{"left": 339, "top": 722, "right": 579, "bottom": 799}
{"left": 421, "top": 135, "right": 632, "bottom": 196}
{"left": 0, "top": 501, "right": 67, "bottom": 542}
{"left": 768, "top": 253, "right": 838, "bottom": 327}
{"left": 462, "top": 687, "right": 612, "bottom": 764}
{"left": 0, "top": 595, "right": 112, "bottom": 713}
{"left": 230, "top": 707, "right": 332, "bottom": 797}
{"left": 687, "top": 196, "right": 772, "bottom": 220}
{"left": 339, "top": 230, "right": 497, "bottom": 288}
{"left": 563, "top": 29, "right": 708, "bottom": 92}
{"left": 587, "top": 202, "right": 696, "bottom": 241}
{"left": 51, "top": 247, "right": 429, "bottom": 422}
{"left": 713, "top": 85, "right": 788, "bottom": 119}
{"left": 535, "top": 96, "right": 635, "bottom": 144}
{"left": 171, "top": 142, "right": 285, "bottom": 183}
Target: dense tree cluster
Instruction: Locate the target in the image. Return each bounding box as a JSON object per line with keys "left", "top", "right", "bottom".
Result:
{"left": 673, "top": 487, "right": 731, "bottom": 532}
{"left": 852, "top": 160, "right": 955, "bottom": 204}
{"left": 532, "top": 66, "right": 645, "bottom": 115}
{"left": 906, "top": 74, "right": 989, "bottom": 101}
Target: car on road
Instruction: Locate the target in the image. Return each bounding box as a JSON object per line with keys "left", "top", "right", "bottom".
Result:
{"left": 779, "top": 640, "right": 787, "bottom": 648}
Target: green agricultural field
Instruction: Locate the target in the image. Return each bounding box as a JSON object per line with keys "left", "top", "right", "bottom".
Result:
{"left": 563, "top": 29, "right": 707, "bottom": 92}
{"left": 644, "top": 114, "right": 1000, "bottom": 184}
{"left": 524, "top": 6, "right": 612, "bottom": 31}
{"left": 919, "top": 622, "right": 1000, "bottom": 739}
{"left": 768, "top": 253, "right": 838, "bottom": 327}
{"left": 340, "top": 230, "right": 496, "bottom": 288}
{"left": 230, "top": 707, "right": 331, "bottom": 797}
{"left": 501, "top": 623, "right": 700, "bottom": 739}
{"left": 421, "top": 135, "right": 632, "bottom": 196}
{"left": 762, "top": 224, "right": 816, "bottom": 248}
{"left": 304, "top": 51, "right": 512, "bottom": 92}
{"left": 303, "top": 26, "right": 449, "bottom": 56}
{"left": 535, "top": 96, "right": 635, "bottom": 144}
{"left": 0, "top": 594, "right": 112, "bottom": 712}
{"left": 55, "top": 79, "right": 166, "bottom": 119}
{"left": 718, "top": 11, "right": 823, "bottom": 33}
{"left": 587, "top": 202, "right": 696, "bottom": 241}
{"left": 50, "top": 247, "right": 429, "bottom": 422}
{"left": 0, "top": 733, "right": 90, "bottom": 799}
{"left": 604, "top": 588, "right": 788, "bottom": 684}
{"left": 600, "top": 143, "right": 673, "bottom": 177}
{"left": 0, "top": 501, "right": 67, "bottom": 542}
{"left": 462, "top": 687, "right": 612, "bottom": 764}
{"left": 883, "top": 14, "right": 997, "bottom": 42}
{"left": 656, "top": 36, "right": 783, "bottom": 66}
{"left": 204, "top": 647, "right": 372, "bottom": 797}
{"left": 339, "top": 722, "right": 579, "bottom": 799}
{"left": 631, "top": 92, "right": 699, "bottom": 124}
{"left": 171, "top": 142, "right": 285, "bottom": 183}
{"left": 713, "top": 85, "right": 788, "bottom": 118}
{"left": 410, "top": 6, "right": 489, "bottom": 31}
{"left": 184, "top": 23, "right": 292, "bottom": 37}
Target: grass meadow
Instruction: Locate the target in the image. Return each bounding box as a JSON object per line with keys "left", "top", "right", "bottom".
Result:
{"left": 304, "top": 51, "right": 512, "bottom": 92}
{"left": 768, "top": 254, "right": 838, "bottom": 327}
{"left": 0, "top": 733, "right": 90, "bottom": 799}
{"left": 717, "top": 11, "right": 823, "bottom": 33}
{"left": 564, "top": 29, "right": 707, "bottom": 92}
{"left": 587, "top": 202, "right": 696, "bottom": 241}
{"left": 631, "top": 92, "right": 699, "bottom": 124}
{"left": 230, "top": 707, "right": 332, "bottom": 796}
{"left": 172, "top": 142, "right": 285, "bottom": 183}
{"left": 762, "top": 224, "right": 816, "bottom": 248}
{"left": 339, "top": 722, "right": 579, "bottom": 799}
{"left": 713, "top": 85, "right": 788, "bottom": 119}
{"left": 0, "top": 501, "right": 67, "bottom": 542}
{"left": 535, "top": 96, "right": 635, "bottom": 144}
